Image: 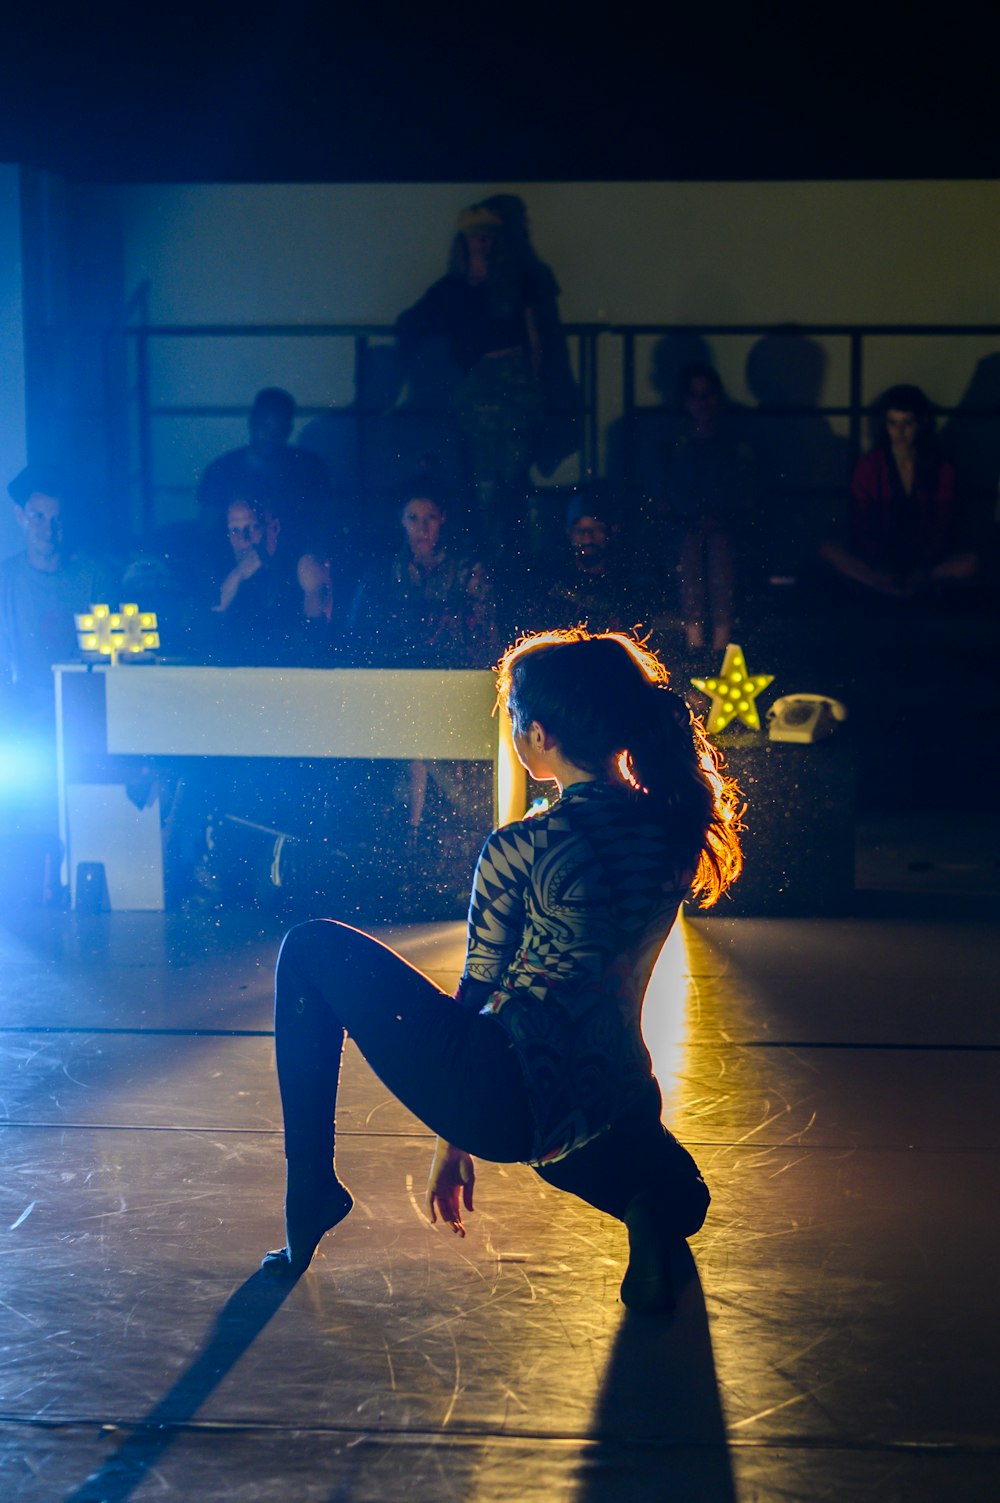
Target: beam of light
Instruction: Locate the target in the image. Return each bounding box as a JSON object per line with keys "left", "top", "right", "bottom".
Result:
{"left": 642, "top": 912, "right": 694, "bottom": 1122}
{"left": 0, "top": 737, "right": 56, "bottom": 794}
{"left": 494, "top": 702, "right": 526, "bottom": 827}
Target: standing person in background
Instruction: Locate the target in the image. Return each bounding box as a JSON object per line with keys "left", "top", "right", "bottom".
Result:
{"left": 396, "top": 207, "right": 543, "bottom": 558}
{"left": 477, "top": 193, "right": 582, "bottom": 479}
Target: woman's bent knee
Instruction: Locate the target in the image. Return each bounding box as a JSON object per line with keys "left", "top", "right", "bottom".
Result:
{"left": 278, "top": 918, "right": 357, "bottom": 973}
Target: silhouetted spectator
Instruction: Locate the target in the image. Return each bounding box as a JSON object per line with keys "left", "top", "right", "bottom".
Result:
{"left": 1, "top": 465, "right": 117, "bottom": 721}
{"left": 742, "top": 330, "right": 851, "bottom": 577}
{"left": 605, "top": 333, "right": 716, "bottom": 534}
{"left": 197, "top": 388, "right": 332, "bottom": 553}
{"left": 661, "top": 365, "right": 758, "bottom": 650}
{"left": 396, "top": 206, "right": 543, "bottom": 557}
{"left": 347, "top": 473, "right": 499, "bottom": 669}
{"left": 821, "top": 384, "right": 979, "bottom": 599}
{"left": 941, "top": 353, "right": 1000, "bottom": 530}
{"left": 527, "top": 493, "right": 644, "bottom": 636}
{"left": 478, "top": 193, "right": 581, "bottom": 477}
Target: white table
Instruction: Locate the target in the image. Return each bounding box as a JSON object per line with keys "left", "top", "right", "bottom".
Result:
{"left": 53, "top": 665, "right": 524, "bottom": 910}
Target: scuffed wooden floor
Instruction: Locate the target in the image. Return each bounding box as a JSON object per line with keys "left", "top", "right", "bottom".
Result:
{"left": 1, "top": 907, "right": 998, "bottom": 1501}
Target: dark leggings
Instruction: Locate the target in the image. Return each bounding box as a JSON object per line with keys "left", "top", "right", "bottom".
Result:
{"left": 275, "top": 919, "right": 710, "bottom": 1234}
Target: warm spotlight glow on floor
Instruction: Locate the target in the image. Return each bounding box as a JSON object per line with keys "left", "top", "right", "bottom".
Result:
{"left": 642, "top": 914, "right": 693, "bottom": 1120}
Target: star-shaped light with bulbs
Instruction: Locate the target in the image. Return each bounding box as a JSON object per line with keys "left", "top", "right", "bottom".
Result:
{"left": 691, "top": 642, "right": 774, "bottom": 735}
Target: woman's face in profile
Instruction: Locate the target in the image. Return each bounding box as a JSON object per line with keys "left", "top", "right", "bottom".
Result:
{"left": 402, "top": 498, "right": 444, "bottom": 559}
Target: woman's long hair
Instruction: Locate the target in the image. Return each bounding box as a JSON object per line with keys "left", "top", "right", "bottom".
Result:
{"left": 872, "top": 384, "right": 944, "bottom": 496}
{"left": 447, "top": 220, "right": 521, "bottom": 323}
{"left": 874, "top": 384, "right": 936, "bottom": 449}
{"left": 497, "top": 628, "right": 743, "bottom": 906}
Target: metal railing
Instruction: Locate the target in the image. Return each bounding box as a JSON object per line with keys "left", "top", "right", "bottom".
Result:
{"left": 125, "top": 303, "right": 603, "bottom": 533}
{"left": 615, "top": 320, "right": 1000, "bottom": 488}
{"left": 123, "top": 302, "right": 1000, "bottom": 533}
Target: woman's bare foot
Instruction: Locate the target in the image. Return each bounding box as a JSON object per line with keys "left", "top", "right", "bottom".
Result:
{"left": 619, "top": 1191, "right": 677, "bottom": 1314}
{"left": 261, "top": 1175, "right": 354, "bottom": 1278}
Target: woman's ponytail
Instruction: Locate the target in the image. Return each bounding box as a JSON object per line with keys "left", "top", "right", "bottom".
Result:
{"left": 497, "top": 628, "right": 743, "bottom": 906}
{"left": 626, "top": 679, "right": 743, "bottom": 906}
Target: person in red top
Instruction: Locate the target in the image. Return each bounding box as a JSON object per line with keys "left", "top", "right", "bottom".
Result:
{"left": 822, "top": 384, "right": 978, "bottom": 597}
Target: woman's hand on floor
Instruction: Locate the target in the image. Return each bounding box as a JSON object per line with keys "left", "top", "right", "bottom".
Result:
{"left": 427, "top": 1140, "right": 475, "bottom": 1236}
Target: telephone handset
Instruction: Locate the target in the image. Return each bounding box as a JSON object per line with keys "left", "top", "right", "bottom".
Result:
{"left": 767, "top": 694, "right": 848, "bottom": 744}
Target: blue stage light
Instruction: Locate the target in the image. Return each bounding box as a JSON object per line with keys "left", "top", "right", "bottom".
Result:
{"left": 0, "top": 737, "right": 55, "bottom": 794}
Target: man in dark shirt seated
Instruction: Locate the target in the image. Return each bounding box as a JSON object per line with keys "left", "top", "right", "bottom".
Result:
{"left": 528, "top": 494, "right": 645, "bottom": 636}
{"left": 207, "top": 496, "right": 307, "bottom": 665}
{"left": 197, "top": 388, "right": 332, "bottom": 554}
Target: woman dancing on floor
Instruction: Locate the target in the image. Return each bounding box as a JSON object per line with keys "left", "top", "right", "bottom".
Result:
{"left": 263, "top": 628, "right": 743, "bottom": 1311}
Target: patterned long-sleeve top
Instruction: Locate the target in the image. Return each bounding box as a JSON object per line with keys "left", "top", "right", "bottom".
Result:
{"left": 460, "top": 780, "right": 688, "bottom": 1166}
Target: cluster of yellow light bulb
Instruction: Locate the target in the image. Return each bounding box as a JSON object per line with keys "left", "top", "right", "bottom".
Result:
{"left": 75, "top": 603, "right": 160, "bottom": 661}
{"left": 691, "top": 643, "right": 774, "bottom": 735}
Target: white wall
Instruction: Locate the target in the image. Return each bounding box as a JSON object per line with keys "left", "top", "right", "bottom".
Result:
{"left": 86, "top": 179, "right": 1000, "bottom": 520}
{"left": 115, "top": 180, "right": 1000, "bottom": 327}
{"left": 0, "top": 165, "right": 28, "bottom": 560}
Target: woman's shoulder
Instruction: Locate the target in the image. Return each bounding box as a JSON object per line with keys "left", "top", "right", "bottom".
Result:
{"left": 476, "top": 817, "right": 538, "bottom": 882}
{"left": 931, "top": 455, "right": 957, "bottom": 491}
{"left": 852, "top": 447, "right": 889, "bottom": 492}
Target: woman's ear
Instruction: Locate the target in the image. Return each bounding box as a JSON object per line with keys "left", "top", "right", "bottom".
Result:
{"left": 530, "top": 721, "right": 557, "bottom": 753}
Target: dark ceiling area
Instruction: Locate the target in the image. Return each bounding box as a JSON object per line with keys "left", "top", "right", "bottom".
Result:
{"left": 2, "top": 4, "right": 997, "bottom": 183}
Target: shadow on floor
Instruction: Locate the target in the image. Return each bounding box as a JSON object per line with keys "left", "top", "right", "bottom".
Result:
{"left": 65, "top": 1270, "right": 293, "bottom": 1503}
{"left": 576, "top": 1246, "right": 736, "bottom": 1502}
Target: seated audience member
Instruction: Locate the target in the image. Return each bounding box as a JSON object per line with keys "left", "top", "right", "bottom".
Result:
{"left": 821, "top": 384, "right": 979, "bottom": 599}
{"left": 396, "top": 206, "right": 544, "bottom": 557}
{"left": 208, "top": 497, "right": 306, "bottom": 665}
{"left": 347, "top": 476, "right": 499, "bottom": 669}
{"left": 528, "top": 493, "right": 643, "bottom": 636}
{"left": 1, "top": 465, "right": 117, "bottom": 723}
{"left": 661, "top": 364, "right": 757, "bottom": 652}
{"left": 348, "top": 474, "right": 499, "bottom": 844}
{"left": 197, "top": 388, "right": 332, "bottom": 553}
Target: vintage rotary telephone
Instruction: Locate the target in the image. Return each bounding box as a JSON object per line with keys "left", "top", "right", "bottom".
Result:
{"left": 766, "top": 693, "right": 848, "bottom": 744}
